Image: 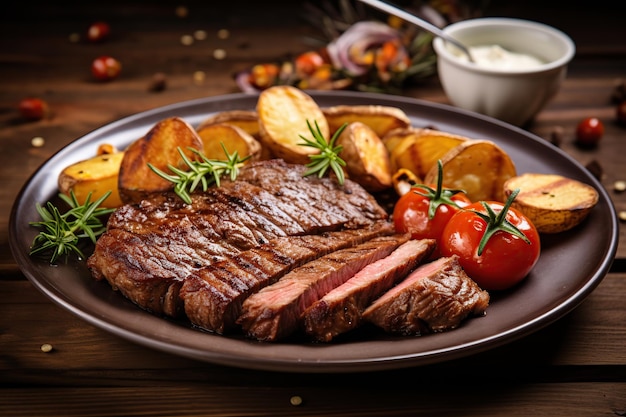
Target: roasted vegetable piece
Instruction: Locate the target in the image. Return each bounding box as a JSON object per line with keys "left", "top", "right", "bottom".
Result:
{"left": 58, "top": 151, "right": 125, "bottom": 208}
{"left": 323, "top": 105, "right": 410, "bottom": 138}
{"left": 424, "top": 139, "right": 516, "bottom": 203}
{"left": 336, "top": 122, "right": 392, "bottom": 192}
{"left": 384, "top": 128, "right": 468, "bottom": 179}
{"left": 503, "top": 173, "right": 599, "bottom": 233}
{"left": 197, "top": 110, "right": 261, "bottom": 139}
{"left": 118, "top": 117, "right": 204, "bottom": 204}
{"left": 196, "top": 122, "right": 262, "bottom": 162}
{"left": 257, "top": 85, "right": 329, "bottom": 164}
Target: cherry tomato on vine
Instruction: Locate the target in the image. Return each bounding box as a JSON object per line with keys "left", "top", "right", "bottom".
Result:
{"left": 91, "top": 55, "right": 121, "bottom": 81}
{"left": 393, "top": 161, "right": 472, "bottom": 258}
{"left": 576, "top": 117, "right": 604, "bottom": 147}
{"left": 440, "top": 189, "right": 541, "bottom": 291}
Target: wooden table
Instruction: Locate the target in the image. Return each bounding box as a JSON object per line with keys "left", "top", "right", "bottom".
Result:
{"left": 1, "top": 2, "right": 625, "bottom": 416}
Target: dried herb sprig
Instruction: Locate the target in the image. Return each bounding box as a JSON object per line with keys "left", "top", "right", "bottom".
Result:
{"left": 30, "top": 191, "right": 114, "bottom": 263}
{"left": 300, "top": 120, "right": 347, "bottom": 185}
{"left": 148, "top": 145, "right": 250, "bottom": 205}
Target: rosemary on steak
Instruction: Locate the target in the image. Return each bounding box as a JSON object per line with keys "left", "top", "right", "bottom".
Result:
{"left": 148, "top": 145, "right": 250, "bottom": 205}
{"left": 30, "top": 191, "right": 114, "bottom": 263}
{"left": 300, "top": 120, "right": 347, "bottom": 185}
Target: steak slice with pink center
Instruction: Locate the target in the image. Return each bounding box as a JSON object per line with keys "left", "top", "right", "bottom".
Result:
{"left": 362, "top": 255, "right": 490, "bottom": 335}
{"left": 181, "top": 222, "right": 395, "bottom": 334}
{"left": 303, "top": 238, "right": 436, "bottom": 342}
{"left": 237, "top": 234, "right": 410, "bottom": 341}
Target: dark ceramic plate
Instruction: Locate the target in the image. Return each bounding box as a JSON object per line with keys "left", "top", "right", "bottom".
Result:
{"left": 9, "top": 91, "right": 618, "bottom": 373}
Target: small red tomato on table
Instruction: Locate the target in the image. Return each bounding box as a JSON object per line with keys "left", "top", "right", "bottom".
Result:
{"left": 576, "top": 117, "right": 604, "bottom": 147}
{"left": 18, "top": 97, "right": 49, "bottom": 121}
{"left": 440, "top": 189, "right": 541, "bottom": 291}
{"left": 91, "top": 56, "right": 122, "bottom": 81}
{"left": 393, "top": 161, "right": 472, "bottom": 258}
{"left": 87, "top": 22, "right": 110, "bottom": 42}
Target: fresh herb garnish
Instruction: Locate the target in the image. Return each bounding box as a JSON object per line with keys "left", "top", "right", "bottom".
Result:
{"left": 148, "top": 145, "right": 250, "bottom": 205}
{"left": 300, "top": 120, "right": 347, "bottom": 185}
{"left": 29, "top": 191, "right": 114, "bottom": 263}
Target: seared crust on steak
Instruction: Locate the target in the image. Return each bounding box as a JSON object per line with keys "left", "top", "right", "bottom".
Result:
{"left": 362, "top": 255, "right": 490, "bottom": 335}
{"left": 237, "top": 234, "right": 409, "bottom": 342}
{"left": 303, "top": 238, "right": 436, "bottom": 342}
{"left": 87, "top": 160, "right": 389, "bottom": 318}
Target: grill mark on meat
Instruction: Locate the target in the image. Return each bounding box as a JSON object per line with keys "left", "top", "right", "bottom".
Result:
{"left": 362, "top": 255, "right": 490, "bottom": 336}
{"left": 181, "top": 222, "right": 395, "bottom": 333}
{"left": 88, "top": 160, "right": 390, "bottom": 325}
{"left": 303, "top": 238, "right": 436, "bottom": 342}
{"left": 237, "top": 234, "right": 410, "bottom": 342}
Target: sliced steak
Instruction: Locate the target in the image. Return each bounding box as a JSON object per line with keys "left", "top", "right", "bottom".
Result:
{"left": 181, "top": 221, "right": 395, "bottom": 333}
{"left": 237, "top": 234, "right": 410, "bottom": 342}
{"left": 87, "top": 159, "right": 389, "bottom": 317}
{"left": 362, "top": 255, "right": 490, "bottom": 335}
{"left": 303, "top": 238, "right": 436, "bottom": 342}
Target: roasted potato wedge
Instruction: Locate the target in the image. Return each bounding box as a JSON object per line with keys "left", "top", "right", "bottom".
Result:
{"left": 391, "top": 168, "right": 421, "bottom": 197}
{"left": 196, "top": 122, "right": 262, "bottom": 161}
{"left": 58, "top": 151, "right": 125, "bottom": 208}
{"left": 257, "top": 85, "right": 329, "bottom": 164}
{"left": 337, "top": 122, "right": 392, "bottom": 192}
{"left": 197, "top": 110, "right": 260, "bottom": 139}
{"left": 424, "top": 139, "right": 516, "bottom": 202}
{"left": 323, "top": 105, "right": 410, "bottom": 138}
{"left": 118, "top": 117, "right": 204, "bottom": 204}
{"left": 385, "top": 128, "right": 468, "bottom": 179}
{"left": 504, "top": 173, "right": 599, "bottom": 233}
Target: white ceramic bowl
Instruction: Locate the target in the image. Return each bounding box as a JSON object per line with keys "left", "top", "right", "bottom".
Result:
{"left": 433, "top": 18, "right": 575, "bottom": 126}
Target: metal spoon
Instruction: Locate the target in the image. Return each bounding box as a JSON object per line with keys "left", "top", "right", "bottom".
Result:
{"left": 357, "top": 0, "right": 474, "bottom": 62}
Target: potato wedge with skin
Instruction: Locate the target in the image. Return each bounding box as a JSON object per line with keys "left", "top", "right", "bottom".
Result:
{"left": 385, "top": 128, "right": 468, "bottom": 179}
{"left": 257, "top": 85, "right": 329, "bottom": 164}
{"left": 197, "top": 110, "right": 260, "bottom": 139}
{"left": 323, "top": 105, "right": 410, "bottom": 138}
{"left": 118, "top": 117, "right": 204, "bottom": 204}
{"left": 424, "top": 139, "right": 516, "bottom": 203}
{"left": 58, "top": 151, "right": 125, "bottom": 208}
{"left": 196, "top": 122, "right": 262, "bottom": 161}
{"left": 337, "top": 122, "right": 392, "bottom": 192}
{"left": 504, "top": 173, "right": 599, "bottom": 233}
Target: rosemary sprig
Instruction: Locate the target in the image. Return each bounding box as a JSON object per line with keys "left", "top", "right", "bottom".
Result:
{"left": 29, "top": 191, "right": 115, "bottom": 263}
{"left": 148, "top": 145, "right": 250, "bottom": 205}
{"left": 300, "top": 120, "right": 347, "bottom": 185}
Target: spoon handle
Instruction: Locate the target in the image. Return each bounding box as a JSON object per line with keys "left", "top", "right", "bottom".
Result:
{"left": 357, "top": 0, "right": 474, "bottom": 62}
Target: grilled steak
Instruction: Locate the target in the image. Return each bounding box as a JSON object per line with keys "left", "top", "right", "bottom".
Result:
{"left": 181, "top": 221, "right": 395, "bottom": 333}
{"left": 303, "top": 238, "right": 436, "bottom": 342}
{"left": 362, "top": 255, "right": 490, "bottom": 335}
{"left": 237, "top": 234, "right": 410, "bottom": 342}
{"left": 87, "top": 159, "right": 389, "bottom": 319}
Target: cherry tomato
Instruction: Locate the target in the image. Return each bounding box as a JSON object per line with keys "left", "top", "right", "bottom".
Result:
{"left": 393, "top": 161, "right": 471, "bottom": 258}
{"left": 87, "top": 22, "right": 110, "bottom": 42}
{"left": 440, "top": 191, "right": 541, "bottom": 291}
{"left": 295, "top": 51, "right": 326, "bottom": 78}
{"left": 18, "top": 97, "right": 49, "bottom": 121}
{"left": 91, "top": 56, "right": 121, "bottom": 81}
{"left": 576, "top": 117, "right": 604, "bottom": 147}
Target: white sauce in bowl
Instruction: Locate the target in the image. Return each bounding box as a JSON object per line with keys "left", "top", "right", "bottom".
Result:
{"left": 453, "top": 44, "right": 545, "bottom": 70}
